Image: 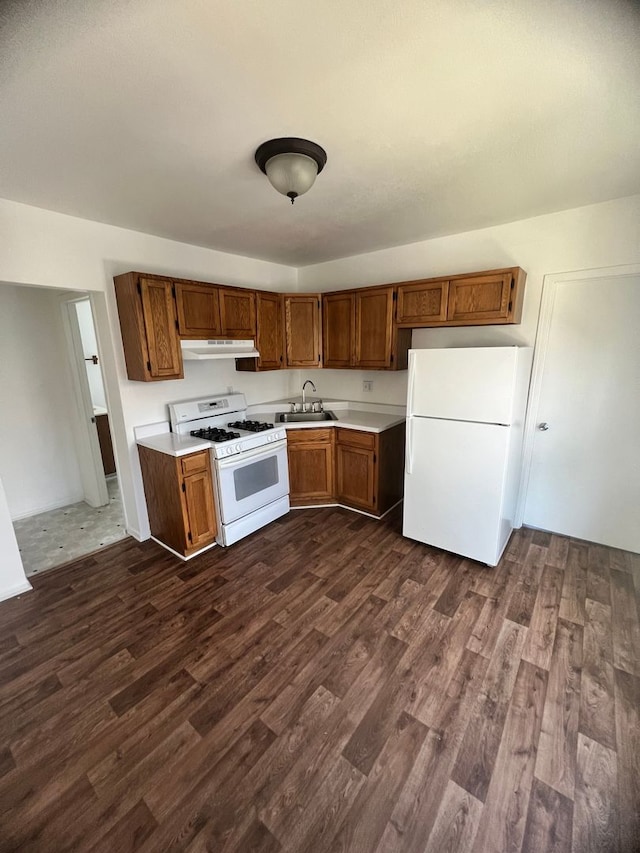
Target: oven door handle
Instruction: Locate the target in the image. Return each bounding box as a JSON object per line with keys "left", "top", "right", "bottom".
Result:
{"left": 215, "top": 438, "right": 288, "bottom": 468}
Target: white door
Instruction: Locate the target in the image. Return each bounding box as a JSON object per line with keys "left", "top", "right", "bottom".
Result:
{"left": 403, "top": 416, "right": 510, "bottom": 565}
{"left": 61, "top": 297, "right": 109, "bottom": 507}
{"left": 524, "top": 272, "right": 640, "bottom": 552}
{"left": 408, "top": 347, "right": 520, "bottom": 424}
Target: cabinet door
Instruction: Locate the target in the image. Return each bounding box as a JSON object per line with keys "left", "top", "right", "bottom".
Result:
{"left": 323, "top": 292, "right": 354, "bottom": 368}
{"left": 139, "top": 277, "right": 183, "bottom": 379}
{"left": 354, "top": 287, "right": 394, "bottom": 368}
{"left": 447, "top": 272, "right": 514, "bottom": 324}
{"left": 287, "top": 429, "right": 334, "bottom": 504}
{"left": 284, "top": 295, "right": 322, "bottom": 368}
{"left": 336, "top": 442, "right": 376, "bottom": 512}
{"left": 256, "top": 292, "right": 284, "bottom": 370}
{"left": 219, "top": 288, "right": 257, "bottom": 338}
{"left": 396, "top": 280, "right": 448, "bottom": 326}
{"left": 182, "top": 468, "right": 217, "bottom": 552}
{"left": 175, "top": 282, "right": 222, "bottom": 338}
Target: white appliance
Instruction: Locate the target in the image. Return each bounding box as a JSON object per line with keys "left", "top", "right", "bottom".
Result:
{"left": 403, "top": 346, "right": 533, "bottom": 566}
{"left": 180, "top": 339, "right": 259, "bottom": 359}
{"left": 169, "top": 393, "right": 289, "bottom": 546}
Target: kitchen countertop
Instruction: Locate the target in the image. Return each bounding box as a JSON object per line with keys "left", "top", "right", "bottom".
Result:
{"left": 247, "top": 397, "right": 406, "bottom": 434}
{"left": 135, "top": 398, "right": 406, "bottom": 458}
{"left": 136, "top": 431, "right": 215, "bottom": 458}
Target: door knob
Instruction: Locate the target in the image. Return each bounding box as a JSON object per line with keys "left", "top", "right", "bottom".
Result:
{"left": 538, "top": 422, "right": 549, "bottom": 431}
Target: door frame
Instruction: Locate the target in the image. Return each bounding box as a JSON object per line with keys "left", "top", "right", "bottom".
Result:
{"left": 59, "top": 293, "right": 110, "bottom": 507}
{"left": 516, "top": 262, "right": 640, "bottom": 527}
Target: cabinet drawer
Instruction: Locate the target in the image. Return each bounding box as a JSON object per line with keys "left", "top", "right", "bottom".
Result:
{"left": 180, "top": 452, "right": 209, "bottom": 476}
{"left": 336, "top": 428, "right": 375, "bottom": 450}
{"left": 286, "top": 427, "right": 334, "bottom": 445}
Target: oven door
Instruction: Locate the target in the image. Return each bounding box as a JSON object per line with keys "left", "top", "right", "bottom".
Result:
{"left": 214, "top": 440, "right": 289, "bottom": 525}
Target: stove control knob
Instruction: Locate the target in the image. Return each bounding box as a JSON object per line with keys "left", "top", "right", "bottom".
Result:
{"left": 236, "top": 444, "right": 242, "bottom": 453}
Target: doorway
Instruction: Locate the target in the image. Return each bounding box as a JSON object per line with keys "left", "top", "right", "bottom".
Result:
{"left": 522, "top": 267, "right": 640, "bottom": 552}
{"left": 0, "top": 284, "right": 127, "bottom": 576}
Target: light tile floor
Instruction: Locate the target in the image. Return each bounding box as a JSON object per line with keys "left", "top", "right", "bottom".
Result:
{"left": 13, "top": 478, "right": 127, "bottom": 577}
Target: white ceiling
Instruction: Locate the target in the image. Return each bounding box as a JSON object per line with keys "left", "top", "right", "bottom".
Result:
{"left": 1, "top": 0, "right": 638, "bottom": 266}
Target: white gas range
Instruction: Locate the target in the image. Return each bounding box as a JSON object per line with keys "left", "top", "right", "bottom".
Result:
{"left": 169, "top": 393, "right": 290, "bottom": 547}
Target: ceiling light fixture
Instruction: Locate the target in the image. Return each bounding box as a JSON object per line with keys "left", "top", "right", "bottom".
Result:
{"left": 255, "top": 137, "right": 327, "bottom": 204}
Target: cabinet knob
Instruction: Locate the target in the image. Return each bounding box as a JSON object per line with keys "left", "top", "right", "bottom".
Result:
{"left": 538, "top": 422, "right": 549, "bottom": 431}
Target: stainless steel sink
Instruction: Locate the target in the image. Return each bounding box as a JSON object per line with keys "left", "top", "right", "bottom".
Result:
{"left": 277, "top": 410, "right": 337, "bottom": 422}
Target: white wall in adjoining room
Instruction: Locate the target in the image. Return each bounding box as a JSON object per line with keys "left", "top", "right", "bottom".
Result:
{"left": 0, "top": 284, "right": 85, "bottom": 519}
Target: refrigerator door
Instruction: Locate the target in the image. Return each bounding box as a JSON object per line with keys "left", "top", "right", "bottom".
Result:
{"left": 403, "top": 416, "right": 510, "bottom": 565}
{"left": 407, "top": 347, "right": 519, "bottom": 425}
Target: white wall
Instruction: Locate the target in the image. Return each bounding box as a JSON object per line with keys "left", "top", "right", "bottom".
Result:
{"left": 0, "top": 478, "right": 31, "bottom": 603}
{"left": 300, "top": 194, "right": 640, "bottom": 394}
{"left": 0, "top": 285, "right": 85, "bottom": 518}
{"left": 0, "top": 198, "right": 298, "bottom": 575}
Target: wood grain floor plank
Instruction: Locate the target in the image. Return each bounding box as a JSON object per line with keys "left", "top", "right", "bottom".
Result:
{"left": 0, "top": 509, "right": 637, "bottom": 853}
{"left": 558, "top": 542, "right": 588, "bottom": 626}
{"left": 423, "top": 780, "right": 483, "bottom": 853}
{"left": 376, "top": 649, "right": 489, "bottom": 853}
{"left": 610, "top": 568, "right": 640, "bottom": 675}
{"left": 613, "top": 667, "right": 640, "bottom": 853}
{"left": 506, "top": 542, "right": 547, "bottom": 627}
{"left": 451, "top": 618, "right": 528, "bottom": 802}
{"left": 572, "top": 733, "right": 618, "bottom": 853}
{"left": 522, "top": 564, "right": 564, "bottom": 670}
{"left": 470, "top": 661, "right": 547, "bottom": 853}
{"left": 586, "top": 544, "right": 612, "bottom": 606}
{"left": 579, "top": 599, "right": 616, "bottom": 750}
{"left": 328, "top": 712, "right": 428, "bottom": 853}
{"left": 535, "top": 618, "right": 583, "bottom": 799}
{"left": 521, "top": 778, "right": 573, "bottom": 853}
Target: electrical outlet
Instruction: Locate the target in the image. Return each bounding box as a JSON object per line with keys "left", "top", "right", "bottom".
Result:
{"left": 363, "top": 380, "right": 373, "bottom": 392}
{"left": 226, "top": 385, "right": 233, "bottom": 394}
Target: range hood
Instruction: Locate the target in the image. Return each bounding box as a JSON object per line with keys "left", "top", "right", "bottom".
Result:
{"left": 180, "top": 339, "right": 260, "bottom": 360}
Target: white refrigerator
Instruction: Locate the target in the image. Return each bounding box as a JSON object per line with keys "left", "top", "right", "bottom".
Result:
{"left": 403, "top": 346, "right": 533, "bottom": 566}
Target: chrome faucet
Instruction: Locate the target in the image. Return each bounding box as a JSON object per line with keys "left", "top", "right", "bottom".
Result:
{"left": 301, "top": 379, "right": 317, "bottom": 410}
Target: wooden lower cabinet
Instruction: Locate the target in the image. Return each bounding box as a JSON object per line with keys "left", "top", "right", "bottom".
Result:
{"left": 287, "top": 428, "right": 335, "bottom": 506}
{"left": 138, "top": 447, "right": 217, "bottom": 557}
{"left": 287, "top": 423, "right": 405, "bottom": 516}
{"left": 335, "top": 425, "right": 405, "bottom": 516}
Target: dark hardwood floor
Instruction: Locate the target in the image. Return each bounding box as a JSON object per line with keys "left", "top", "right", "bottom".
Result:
{"left": 0, "top": 506, "right": 638, "bottom": 852}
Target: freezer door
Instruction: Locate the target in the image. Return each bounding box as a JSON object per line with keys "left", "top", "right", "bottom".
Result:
{"left": 403, "top": 416, "right": 510, "bottom": 565}
{"left": 407, "top": 347, "right": 520, "bottom": 424}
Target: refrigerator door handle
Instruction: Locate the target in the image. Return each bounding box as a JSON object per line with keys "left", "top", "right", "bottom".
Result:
{"left": 407, "top": 354, "right": 416, "bottom": 416}
{"left": 406, "top": 417, "right": 414, "bottom": 475}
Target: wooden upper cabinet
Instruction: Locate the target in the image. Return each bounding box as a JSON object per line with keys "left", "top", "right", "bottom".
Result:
{"left": 354, "top": 286, "right": 395, "bottom": 369}
{"left": 447, "top": 270, "right": 519, "bottom": 324}
{"left": 256, "top": 291, "right": 284, "bottom": 370}
{"left": 219, "top": 287, "right": 257, "bottom": 338}
{"left": 114, "top": 272, "right": 183, "bottom": 381}
{"left": 284, "top": 294, "right": 322, "bottom": 368}
{"left": 396, "top": 267, "right": 525, "bottom": 328}
{"left": 323, "top": 292, "right": 354, "bottom": 368}
{"left": 174, "top": 282, "right": 222, "bottom": 338}
{"left": 396, "top": 279, "right": 448, "bottom": 326}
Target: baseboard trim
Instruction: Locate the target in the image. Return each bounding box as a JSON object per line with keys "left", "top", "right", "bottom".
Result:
{"left": 10, "top": 494, "right": 86, "bottom": 521}
{"left": 0, "top": 579, "right": 33, "bottom": 603}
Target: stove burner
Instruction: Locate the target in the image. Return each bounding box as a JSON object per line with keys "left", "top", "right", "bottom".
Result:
{"left": 228, "top": 419, "right": 275, "bottom": 432}
{"left": 190, "top": 427, "right": 241, "bottom": 442}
